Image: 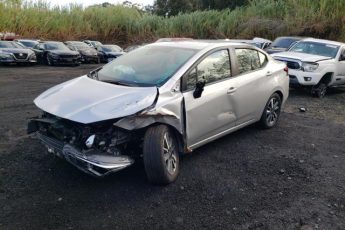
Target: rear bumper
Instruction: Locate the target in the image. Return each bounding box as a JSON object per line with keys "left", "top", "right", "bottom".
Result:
{"left": 36, "top": 132, "right": 134, "bottom": 177}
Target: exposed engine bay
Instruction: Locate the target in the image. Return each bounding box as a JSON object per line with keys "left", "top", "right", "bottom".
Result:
{"left": 28, "top": 112, "right": 139, "bottom": 177}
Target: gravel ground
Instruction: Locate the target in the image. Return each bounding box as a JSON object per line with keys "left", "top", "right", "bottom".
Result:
{"left": 0, "top": 65, "right": 345, "bottom": 230}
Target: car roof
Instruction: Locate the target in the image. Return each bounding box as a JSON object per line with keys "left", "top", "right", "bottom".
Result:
{"left": 301, "top": 38, "right": 345, "bottom": 46}
{"left": 273, "top": 36, "right": 306, "bottom": 41}
{"left": 148, "top": 41, "right": 255, "bottom": 50}
{"left": 66, "top": 41, "right": 86, "bottom": 44}
{"left": 41, "top": 41, "right": 63, "bottom": 44}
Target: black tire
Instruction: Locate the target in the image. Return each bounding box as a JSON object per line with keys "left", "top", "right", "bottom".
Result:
{"left": 143, "top": 125, "right": 180, "bottom": 185}
{"left": 46, "top": 55, "right": 53, "bottom": 66}
{"left": 259, "top": 93, "right": 282, "bottom": 129}
{"left": 312, "top": 83, "right": 327, "bottom": 98}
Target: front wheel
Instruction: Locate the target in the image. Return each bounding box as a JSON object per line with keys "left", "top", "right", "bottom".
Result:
{"left": 143, "top": 125, "right": 180, "bottom": 185}
{"left": 312, "top": 83, "right": 327, "bottom": 98}
{"left": 259, "top": 93, "right": 282, "bottom": 129}
{"left": 46, "top": 55, "right": 53, "bottom": 66}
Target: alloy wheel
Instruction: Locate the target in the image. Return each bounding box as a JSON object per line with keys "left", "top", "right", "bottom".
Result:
{"left": 266, "top": 97, "right": 280, "bottom": 126}
{"left": 162, "top": 132, "right": 177, "bottom": 175}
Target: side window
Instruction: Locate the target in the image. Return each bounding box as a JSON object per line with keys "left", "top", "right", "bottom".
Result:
{"left": 185, "top": 49, "right": 231, "bottom": 90}
{"left": 258, "top": 52, "right": 268, "bottom": 67}
{"left": 186, "top": 68, "right": 197, "bottom": 90}
{"left": 235, "top": 49, "right": 262, "bottom": 74}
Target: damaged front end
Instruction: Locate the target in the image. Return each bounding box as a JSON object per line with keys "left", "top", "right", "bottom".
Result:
{"left": 28, "top": 113, "right": 136, "bottom": 177}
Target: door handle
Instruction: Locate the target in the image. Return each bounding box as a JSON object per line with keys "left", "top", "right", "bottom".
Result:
{"left": 266, "top": 71, "right": 272, "bottom": 76}
{"left": 227, "top": 87, "right": 237, "bottom": 94}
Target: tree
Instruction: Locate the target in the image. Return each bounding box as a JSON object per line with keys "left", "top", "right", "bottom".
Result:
{"left": 153, "top": 0, "right": 248, "bottom": 16}
{"left": 153, "top": 0, "right": 200, "bottom": 16}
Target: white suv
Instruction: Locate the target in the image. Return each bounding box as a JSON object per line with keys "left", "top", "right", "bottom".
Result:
{"left": 272, "top": 38, "right": 345, "bottom": 97}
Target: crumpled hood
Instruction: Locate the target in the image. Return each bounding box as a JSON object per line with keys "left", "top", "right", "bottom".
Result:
{"left": 272, "top": 51, "right": 331, "bottom": 62}
{"left": 34, "top": 76, "right": 158, "bottom": 124}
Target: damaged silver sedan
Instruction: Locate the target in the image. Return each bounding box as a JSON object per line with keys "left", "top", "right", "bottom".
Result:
{"left": 28, "top": 41, "right": 289, "bottom": 184}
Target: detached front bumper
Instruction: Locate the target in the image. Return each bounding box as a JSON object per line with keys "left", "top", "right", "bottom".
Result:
{"left": 36, "top": 132, "right": 134, "bottom": 177}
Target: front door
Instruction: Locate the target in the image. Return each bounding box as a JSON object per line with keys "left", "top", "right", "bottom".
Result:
{"left": 182, "top": 49, "right": 236, "bottom": 148}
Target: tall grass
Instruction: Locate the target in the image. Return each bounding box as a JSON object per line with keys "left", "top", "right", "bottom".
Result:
{"left": 1, "top": 0, "right": 345, "bottom": 46}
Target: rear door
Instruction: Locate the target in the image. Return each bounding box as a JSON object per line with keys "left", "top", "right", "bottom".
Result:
{"left": 182, "top": 49, "right": 236, "bottom": 147}
{"left": 230, "top": 48, "right": 272, "bottom": 125}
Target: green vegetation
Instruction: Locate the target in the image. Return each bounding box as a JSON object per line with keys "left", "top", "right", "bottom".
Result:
{"left": 1, "top": 0, "right": 345, "bottom": 46}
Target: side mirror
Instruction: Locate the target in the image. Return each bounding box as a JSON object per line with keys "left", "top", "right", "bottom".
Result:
{"left": 193, "top": 81, "right": 206, "bottom": 98}
{"left": 340, "top": 54, "right": 345, "bottom": 61}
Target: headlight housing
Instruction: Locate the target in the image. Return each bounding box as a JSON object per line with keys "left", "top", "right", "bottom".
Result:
{"left": 0, "top": 52, "right": 13, "bottom": 58}
{"left": 302, "top": 62, "right": 319, "bottom": 72}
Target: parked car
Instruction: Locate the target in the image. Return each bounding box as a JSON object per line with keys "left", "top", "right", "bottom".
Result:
{"left": 65, "top": 41, "right": 100, "bottom": 63}
{"left": 83, "top": 40, "right": 103, "bottom": 49}
{"left": 28, "top": 41, "right": 289, "bottom": 184}
{"left": 15, "top": 39, "right": 40, "bottom": 48}
{"left": 32, "top": 41, "right": 81, "bottom": 66}
{"left": 97, "top": 44, "right": 124, "bottom": 63}
{"left": 124, "top": 45, "right": 142, "bottom": 53}
{"left": 272, "top": 38, "right": 345, "bottom": 97}
{"left": 156, "top": 37, "right": 193, "bottom": 42}
{"left": 223, "top": 37, "right": 272, "bottom": 49}
{"left": 265, "top": 36, "right": 304, "bottom": 54}
{"left": 0, "top": 41, "right": 37, "bottom": 65}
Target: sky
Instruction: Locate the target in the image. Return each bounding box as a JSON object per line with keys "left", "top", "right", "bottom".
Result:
{"left": 47, "top": 0, "right": 154, "bottom": 7}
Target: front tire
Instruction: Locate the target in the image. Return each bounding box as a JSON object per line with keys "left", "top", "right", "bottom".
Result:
{"left": 46, "top": 55, "right": 53, "bottom": 66}
{"left": 143, "top": 125, "right": 180, "bottom": 185}
{"left": 312, "top": 83, "right": 327, "bottom": 98}
{"left": 259, "top": 93, "right": 282, "bottom": 129}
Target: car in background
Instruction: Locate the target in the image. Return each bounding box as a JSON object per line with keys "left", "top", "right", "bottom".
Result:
{"left": 28, "top": 41, "right": 288, "bottom": 184}
{"left": 32, "top": 41, "right": 81, "bottom": 66}
{"left": 83, "top": 40, "right": 103, "bottom": 49}
{"left": 222, "top": 37, "right": 271, "bottom": 49}
{"left": 156, "top": 37, "right": 193, "bottom": 42}
{"left": 0, "top": 32, "right": 19, "bottom": 41}
{"left": 0, "top": 41, "right": 37, "bottom": 65}
{"left": 15, "top": 39, "right": 40, "bottom": 49}
{"left": 65, "top": 41, "right": 100, "bottom": 63}
{"left": 96, "top": 44, "right": 125, "bottom": 63}
{"left": 265, "top": 36, "right": 304, "bottom": 54}
{"left": 272, "top": 38, "right": 345, "bottom": 98}
{"left": 124, "top": 45, "right": 142, "bottom": 53}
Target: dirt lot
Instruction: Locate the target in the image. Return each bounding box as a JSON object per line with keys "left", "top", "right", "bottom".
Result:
{"left": 1, "top": 65, "right": 345, "bottom": 230}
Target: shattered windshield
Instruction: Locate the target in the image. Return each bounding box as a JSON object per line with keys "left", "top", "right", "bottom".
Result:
{"left": 97, "top": 45, "right": 198, "bottom": 87}
{"left": 289, "top": 41, "right": 339, "bottom": 58}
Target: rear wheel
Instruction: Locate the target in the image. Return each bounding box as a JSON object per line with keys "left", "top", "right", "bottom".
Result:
{"left": 143, "top": 125, "right": 179, "bottom": 185}
{"left": 259, "top": 93, "right": 282, "bottom": 129}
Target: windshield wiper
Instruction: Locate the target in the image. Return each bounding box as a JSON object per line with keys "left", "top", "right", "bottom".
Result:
{"left": 101, "top": 80, "right": 136, "bottom": 87}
